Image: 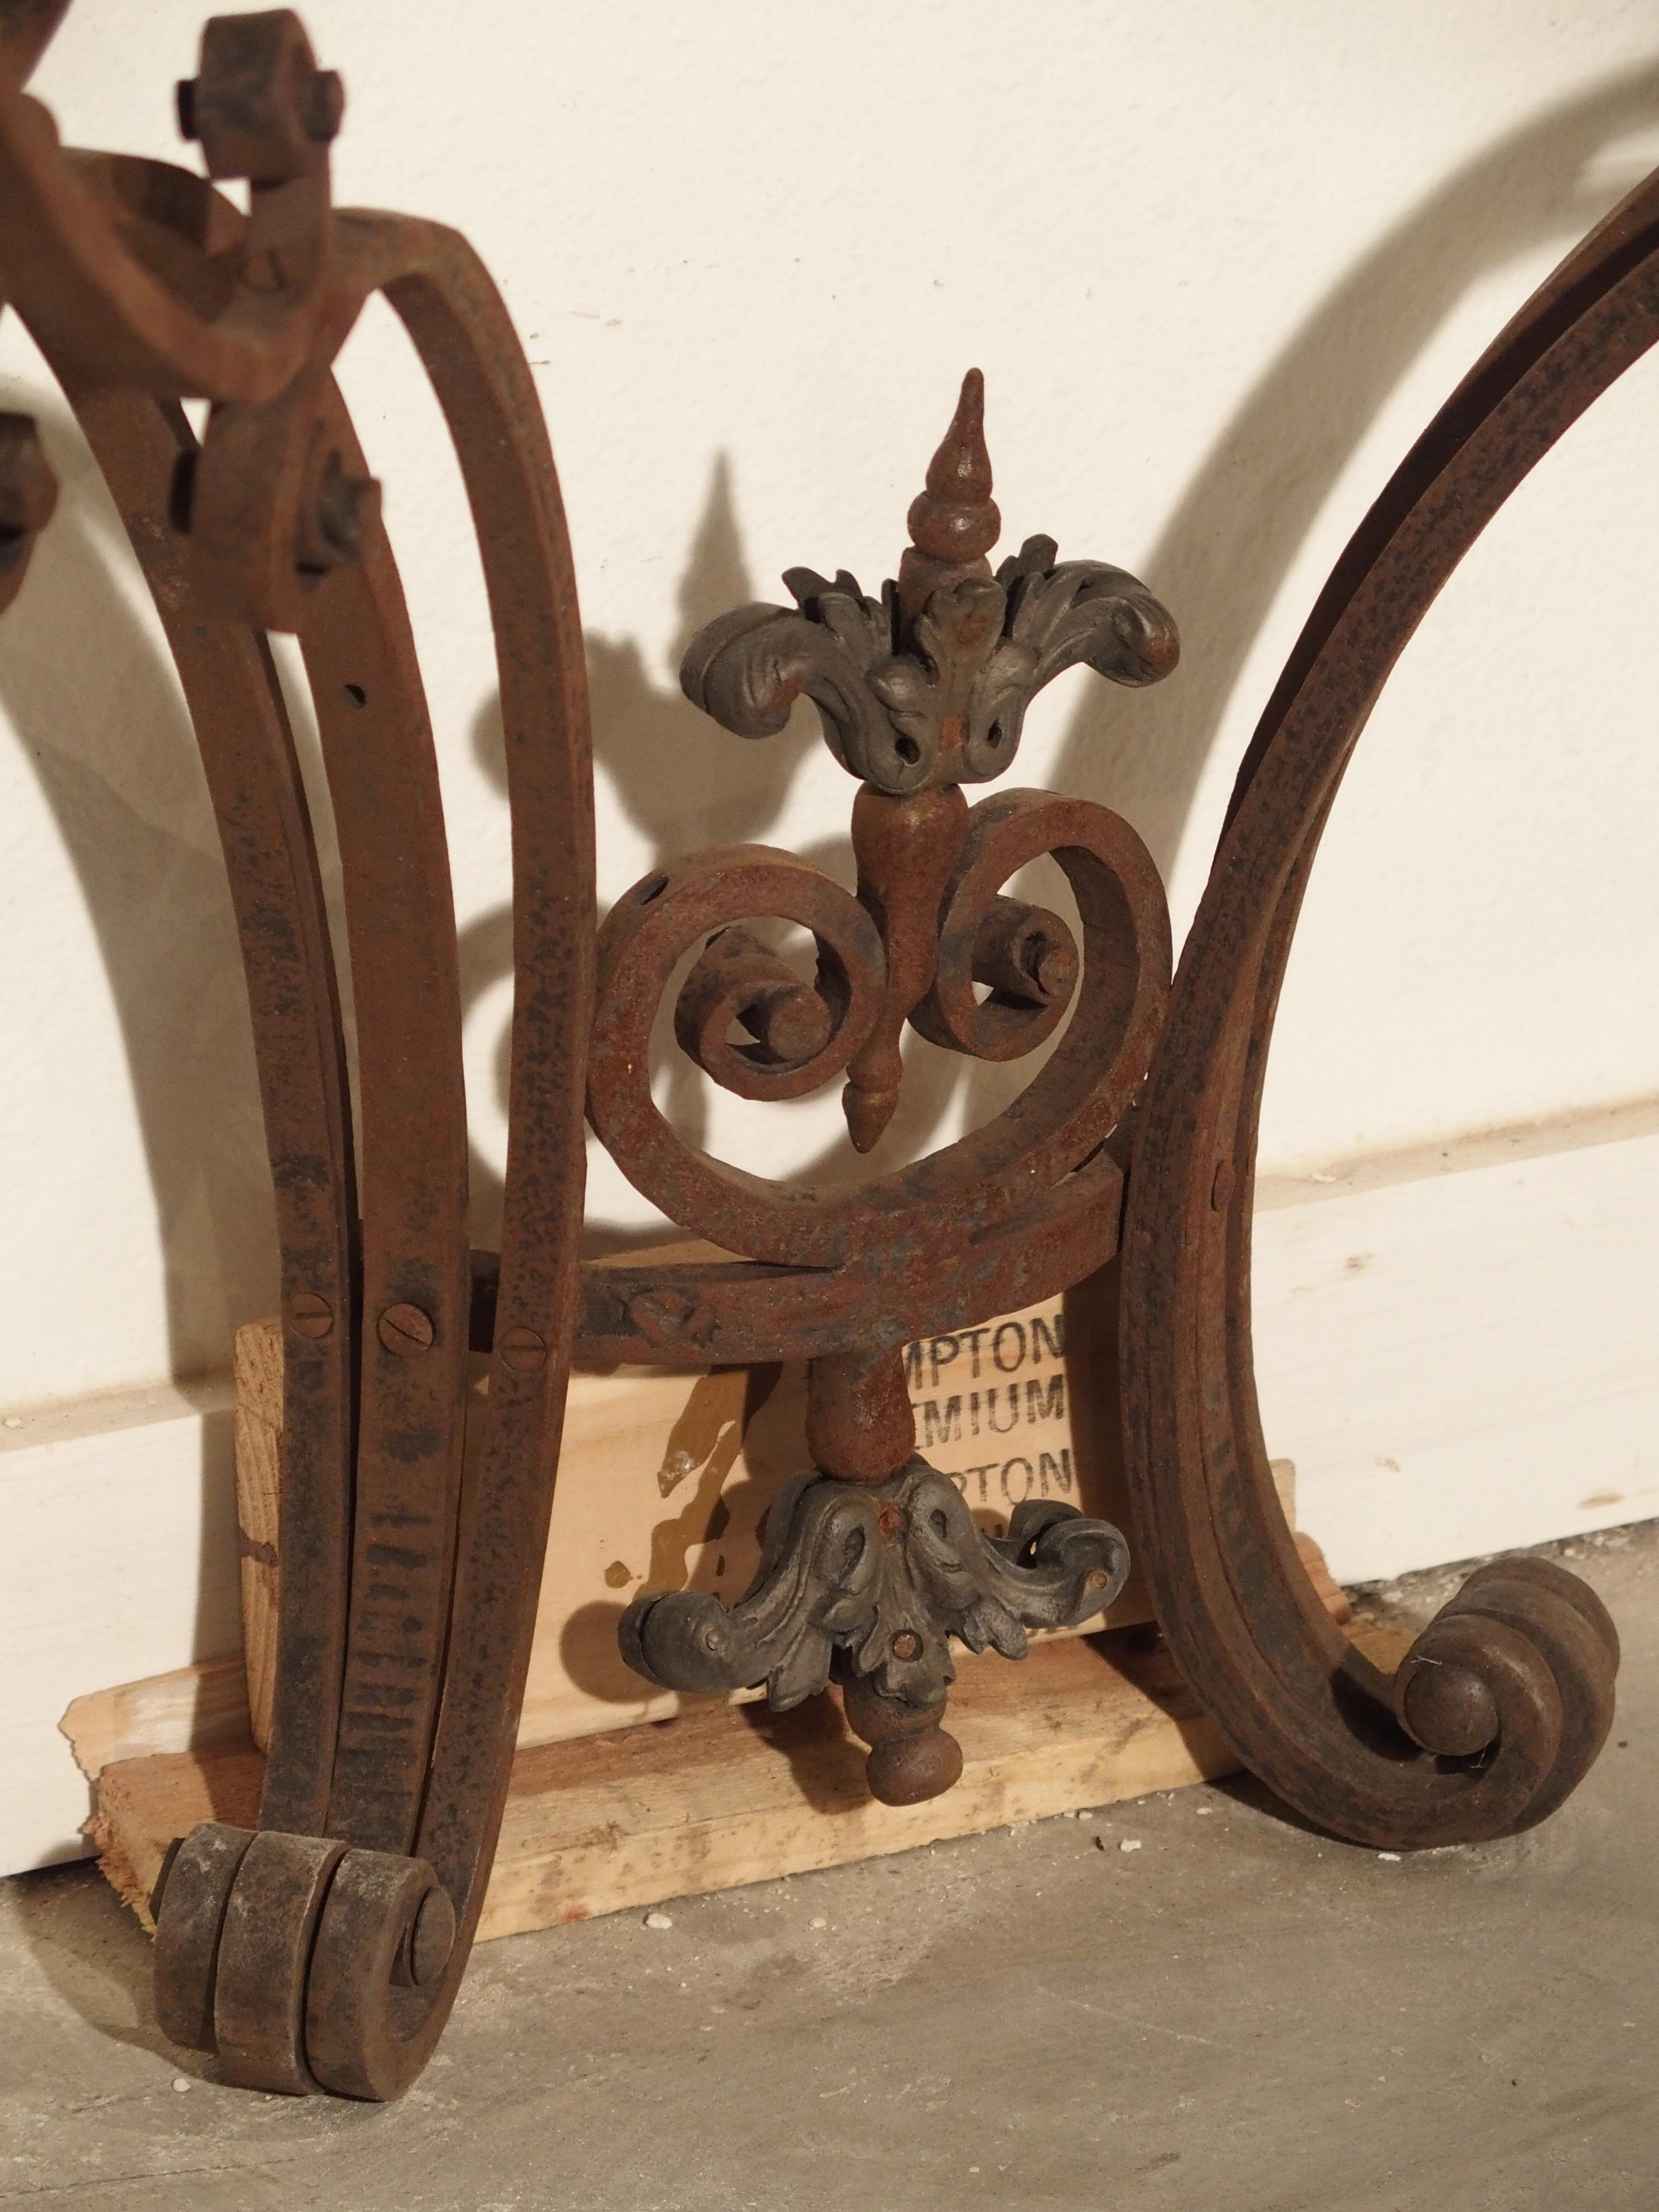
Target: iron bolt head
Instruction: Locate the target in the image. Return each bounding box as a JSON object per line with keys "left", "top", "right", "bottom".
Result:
{"left": 316, "top": 463, "right": 379, "bottom": 560}
{"left": 303, "top": 69, "right": 345, "bottom": 144}
{"left": 295, "top": 453, "right": 381, "bottom": 575}
{"left": 1027, "top": 933, "right": 1078, "bottom": 1000}
{"left": 287, "top": 1290, "right": 334, "bottom": 1341}
{"left": 379, "top": 1302, "right": 435, "bottom": 1356}
{"left": 498, "top": 1325, "right": 547, "bottom": 1374}
{"left": 627, "top": 1289, "right": 715, "bottom": 1348}
{"left": 752, "top": 984, "right": 832, "bottom": 1066}
{"left": 188, "top": 16, "right": 342, "bottom": 183}
{"left": 408, "top": 1885, "right": 455, "bottom": 1987}
{"left": 877, "top": 1506, "right": 904, "bottom": 1537}
{"left": 891, "top": 1629, "right": 922, "bottom": 1661}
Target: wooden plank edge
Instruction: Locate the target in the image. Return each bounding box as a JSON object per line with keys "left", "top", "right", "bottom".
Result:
{"left": 89, "top": 1629, "right": 1249, "bottom": 1941}
{"left": 60, "top": 1652, "right": 251, "bottom": 1781}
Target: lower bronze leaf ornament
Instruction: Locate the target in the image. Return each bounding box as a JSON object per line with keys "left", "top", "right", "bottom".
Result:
{"left": 0, "top": 3, "right": 1641, "bottom": 2105}
{"left": 621, "top": 1464, "right": 1130, "bottom": 1802}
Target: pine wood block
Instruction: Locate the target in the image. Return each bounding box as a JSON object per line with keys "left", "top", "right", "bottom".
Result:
{"left": 232, "top": 1317, "right": 282, "bottom": 1758}
{"left": 486, "top": 1629, "right": 1234, "bottom": 1937}
{"left": 76, "top": 1616, "right": 1406, "bottom": 1939}
{"left": 70, "top": 1587, "right": 1396, "bottom": 1940}
{"left": 59, "top": 1655, "right": 250, "bottom": 1807}
{"left": 82, "top": 1626, "right": 1241, "bottom": 1939}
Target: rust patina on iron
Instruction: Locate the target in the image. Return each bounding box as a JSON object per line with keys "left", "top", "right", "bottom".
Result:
{"left": 600, "top": 371, "right": 1173, "bottom": 1797}
{"left": 0, "top": 0, "right": 1630, "bottom": 2106}
{"left": 1115, "top": 174, "right": 1648, "bottom": 1852}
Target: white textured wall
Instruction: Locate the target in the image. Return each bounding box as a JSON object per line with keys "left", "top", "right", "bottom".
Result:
{"left": 3, "top": 2, "right": 1658, "bottom": 1404}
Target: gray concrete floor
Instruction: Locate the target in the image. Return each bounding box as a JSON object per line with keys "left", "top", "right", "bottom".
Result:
{"left": 3, "top": 1524, "right": 1655, "bottom": 2212}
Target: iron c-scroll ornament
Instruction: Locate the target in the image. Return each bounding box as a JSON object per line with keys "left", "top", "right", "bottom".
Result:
{"left": 1117, "top": 172, "right": 1648, "bottom": 1849}
{"left": 595, "top": 371, "right": 1175, "bottom": 1801}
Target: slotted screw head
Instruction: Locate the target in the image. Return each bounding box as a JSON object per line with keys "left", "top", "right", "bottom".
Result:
{"left": 498, "top": 1325, "right": 547, "bottom": 1374}
{"left": 379, "top": 1302, "right": 434, "bottom": 1356}
{"left": 287, "top": 1290, "right": 334, "bottom": 1340}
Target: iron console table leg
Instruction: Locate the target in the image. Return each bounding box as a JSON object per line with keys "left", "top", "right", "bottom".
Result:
{"left": 1117, "top": 169, "right": 1652, "bottom": 1849}
{"left": 0, "top": 10, "right": 592, "bottom": 2098}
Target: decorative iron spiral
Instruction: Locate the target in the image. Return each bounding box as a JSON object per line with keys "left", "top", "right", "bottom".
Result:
{"left": 586, "top": 790, "right": 1171, "bottom": 1273}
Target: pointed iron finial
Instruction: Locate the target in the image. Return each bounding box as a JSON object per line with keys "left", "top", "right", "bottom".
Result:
{"left": 896, "top": 368, "right": 1001, "bottom": 621}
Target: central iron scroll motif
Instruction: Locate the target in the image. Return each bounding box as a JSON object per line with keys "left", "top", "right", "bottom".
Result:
{"left": 602, "top": 371, "right": 1175, "bottom": 1801}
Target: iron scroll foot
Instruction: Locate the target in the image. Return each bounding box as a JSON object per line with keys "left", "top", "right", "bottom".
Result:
{"left": 619, "top": 1461, "right": 1131, "bottom": 1804}
{"left": 1117, "top": 145, "right": 1653, "bottom": 1853}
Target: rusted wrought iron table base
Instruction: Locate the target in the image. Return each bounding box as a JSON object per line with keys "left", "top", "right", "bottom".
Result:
{"left": 0, "top": 2, "right": 1630, "bottom": 2102}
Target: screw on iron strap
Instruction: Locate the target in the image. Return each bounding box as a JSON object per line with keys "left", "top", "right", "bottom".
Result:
{"left": 285, "top": 1289, "right": 334, "bottom": 1341}
{"left": 377, "top": 1302, "right": 435, "bottom": 1356}
{"left": 497, "top": 1325, "right": 548, "bottom": 1374}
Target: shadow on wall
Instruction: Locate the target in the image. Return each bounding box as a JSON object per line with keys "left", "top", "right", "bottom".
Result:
{"left": 0, "top": 423, "right": 298, "bottom": 1681}
{"left": 0, "top": 427, "right": 285, "bottom": 1384}
{"left": 1050, "top": 62, "right": 1659, "bottom": 887}
{"left": 570, "top": 60, "right": 1659, "bottom": 1226}
{"left": 9, "top": 61, "right": 1659, "bottom": 1311}
{"left": 459, "top": 451, "right": 816, "bottom": 1253}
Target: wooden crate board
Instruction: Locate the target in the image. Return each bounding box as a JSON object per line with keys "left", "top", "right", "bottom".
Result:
{"left": 59, "top": 1653, "right": 249, "bottom": 1780}
{"left": 234, "top": 1268, "right": 1297, "bottom": 1754}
